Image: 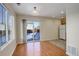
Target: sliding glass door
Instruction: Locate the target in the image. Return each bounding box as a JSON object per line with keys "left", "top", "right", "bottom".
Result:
{"left": 23, "top": 20, "right": 40, "bottom": 43}
{"left": 26, "top": 21, "right": 40, "bottom": 42}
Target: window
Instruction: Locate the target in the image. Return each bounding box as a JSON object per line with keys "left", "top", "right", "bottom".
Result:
{"left": 0, "top": 4, "right": 3, "bottom": 24}
{"left": 0, "top": 4, "right": 13, "bottom": 47}
{"left": 0, "top": 4, "right": 6, "bottom": 47}
{"left": 1, "top": 5, "right": 6, "bottom": 46}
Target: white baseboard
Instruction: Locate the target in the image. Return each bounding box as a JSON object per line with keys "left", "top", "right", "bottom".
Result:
{"left": 40, "top": 39, "right": 57, "bottom": 41}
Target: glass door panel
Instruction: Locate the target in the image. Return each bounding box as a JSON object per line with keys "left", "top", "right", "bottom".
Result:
{"left": 26, "top": 23, "right": 34, "bottom": 42}
{"left": 33, "top": 22, "right": 40, "bottom": 42}
{"left": 26, "top": 21, "right": 40, "bottom": 42}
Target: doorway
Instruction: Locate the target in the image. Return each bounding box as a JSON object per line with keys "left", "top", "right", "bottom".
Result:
{"left": 23, "top": 20, "right": 40, "bottom": 43}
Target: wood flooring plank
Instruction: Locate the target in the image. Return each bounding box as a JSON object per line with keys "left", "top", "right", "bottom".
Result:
{"left": 13, "top": 41, "right": 65, "bottom": 56}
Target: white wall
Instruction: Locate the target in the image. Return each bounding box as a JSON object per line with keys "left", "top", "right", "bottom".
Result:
{"left": 16, "top": 17, "right": 23, "bottom": 44}
{"left": 16, "top": 15, "right": 60, "bottom": 43}
{"left": 40, "top": 19, "right": 60, "bottom": 41}
{"left": 0, "top": 4, "right": 16, "bottom": 56}
{"left": 66, "top": 4, "right": 79, "bottom": 56}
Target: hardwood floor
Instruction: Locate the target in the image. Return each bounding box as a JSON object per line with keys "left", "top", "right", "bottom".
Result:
{"left": 13, "top": 41, "right": 65, "bottom": 56}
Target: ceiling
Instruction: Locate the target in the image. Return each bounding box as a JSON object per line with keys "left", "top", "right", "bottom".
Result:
{"left": 11, "top": 3, "right": 66, "bottom": 19}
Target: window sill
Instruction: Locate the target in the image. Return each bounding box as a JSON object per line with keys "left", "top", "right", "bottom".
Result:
{"left": 0, "top": 39, "right": 14, "bottom": 51}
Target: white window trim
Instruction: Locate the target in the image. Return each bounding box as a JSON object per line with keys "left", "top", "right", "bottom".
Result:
{"left": 0, "top": 39, "right": 14, "bottom": 51}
